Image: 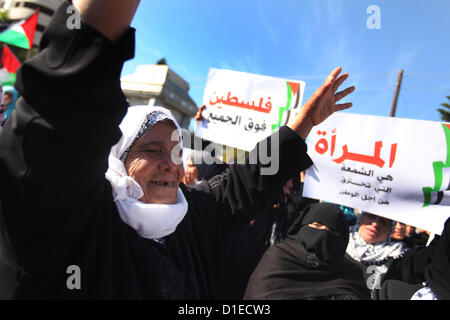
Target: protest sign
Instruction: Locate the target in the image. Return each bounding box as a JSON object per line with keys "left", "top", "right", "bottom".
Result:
{"left": 195, "top": 68, "right": 305, "bottom": 151}
{"left": 303, "top": 112, "right": 450, "bottom": 235}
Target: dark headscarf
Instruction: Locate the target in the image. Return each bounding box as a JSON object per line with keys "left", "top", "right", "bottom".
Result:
{"left": 287, "top": 202, "right": 350, "bottom": 264}
{"left": 425, "top": 217, "right": 450, "bottom": 299}
{"left": 244, "top": 203, "right": 370, "bottom": 300}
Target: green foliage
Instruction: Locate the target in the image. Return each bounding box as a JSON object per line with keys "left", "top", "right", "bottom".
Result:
{"left": 156, "top": 58, "right": 167, "bottom": 65}
{"left": 438, "top": 96, "right": 450, "bottom": 122}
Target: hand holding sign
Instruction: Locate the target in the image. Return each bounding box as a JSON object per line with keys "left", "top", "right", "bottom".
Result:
{"left": 287, "top": 67, "right": 355, "bottom": 140}
{"left": 194, "top": 105, "right": 207, "bottom": 122}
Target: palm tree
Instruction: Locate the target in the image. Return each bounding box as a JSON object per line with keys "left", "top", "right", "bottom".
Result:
{"left": 156, "top": 58, "right": 167, "bottom": 65}
{"left": 438, "top": 96, "right": 450, "bottom": 122}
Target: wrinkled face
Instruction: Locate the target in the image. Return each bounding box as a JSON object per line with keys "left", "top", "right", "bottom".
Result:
{"left": 358, "top": 213, "right": 392, "bottom": 244}
{"left": 125, "top": 121, "right": 185, "bottom": 204}
{"left": 391, "top": 222, "right": 406, "bottom": 240}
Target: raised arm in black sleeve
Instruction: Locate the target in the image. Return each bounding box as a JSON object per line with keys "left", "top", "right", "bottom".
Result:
{"left": 0, "top": 0, "right": 134, "bottom": 281}
{"left": 206, "top": 126, "right": 312, "bottom": 216}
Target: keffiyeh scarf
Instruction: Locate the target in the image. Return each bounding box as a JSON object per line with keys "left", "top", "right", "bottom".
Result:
{"left": 346, "top": 225, "right": 407, "bottom": 265}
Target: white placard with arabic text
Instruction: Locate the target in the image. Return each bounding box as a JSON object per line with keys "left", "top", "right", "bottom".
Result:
{"left": 303, "top": 112, "right": 450, "bottom": 235}
{"left": 195, "top": 68, "right": 305, "bottom": 151}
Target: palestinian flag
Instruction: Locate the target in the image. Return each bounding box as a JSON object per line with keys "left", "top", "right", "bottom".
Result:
{"left": 0, "top": 8, "right": 39, "bottom": 50}
{"left": 0, "top": 45, "right": 21, "bottom": 86}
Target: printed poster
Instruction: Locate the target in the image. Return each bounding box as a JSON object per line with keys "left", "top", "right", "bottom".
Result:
{"left": 303, "top": 112, "right": 450, "bottom": 235}
{"left": 195, "top": 68, "right": 306, "bottom": 151}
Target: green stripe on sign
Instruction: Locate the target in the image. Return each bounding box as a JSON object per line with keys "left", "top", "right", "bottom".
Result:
{"left": 271, "top": 82, "right": 292, "bottom": 133}
{"left": 422, "top": 124, "right": 450, "bottom": 207}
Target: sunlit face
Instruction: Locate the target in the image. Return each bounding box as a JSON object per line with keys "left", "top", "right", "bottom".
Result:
{"left": 391, "top": 222, "right": 406, "bottom": 241}
{"left": 358, "top": 213, "right": 392, "bottom": 244}
{"left": 124, "top": 121, "right": 184, "bottom": 204}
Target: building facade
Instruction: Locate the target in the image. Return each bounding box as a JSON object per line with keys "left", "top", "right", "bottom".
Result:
{"left": 0, "top": 0, "right": 65, "bottom": 47}
{"left": 0, "top": 1, "right": 199, "bottom": 129}
{"left": 121, "top": 65, "right": 198, "bottom": 129}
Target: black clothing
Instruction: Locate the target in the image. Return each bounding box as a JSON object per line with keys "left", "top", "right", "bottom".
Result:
{"left": 0, "top": 1, "right": 313, "bottom": 299}
{"left": 244, "top": 203, "right": 370, "bottom": 300}
{"left": 346, "top": 253, "right": 406, "bottom": 298}
{"left": 243, "top": 239, "right": 370, "bottom": 300}
{"left": 425, "top": 217, "right": 450, "bottom": 300}
{"left": 214, "top": 181, "right": 317, "bottom": 299}
{"left": 198, "top": 163, "right": 228, "bottom": 182}
{"left": 287, "top": 203, "right": 349, "bottom": 264}
{"left": 270, "top": 191, "right": 319, "bottom": 245}
{"left": 382, "top": 235, "right": 439, "bottom": 285}
{"left": 375, "top": 218, "right": 450, "bottom": 300}
{"left": 403, "top": 232, "right": 430, "bottom": 248}
{"left": 213, "top": 202, "right": 274, "bottom": 300}
{"left": 374, "top": 279, "right": 424, "bottom": 300}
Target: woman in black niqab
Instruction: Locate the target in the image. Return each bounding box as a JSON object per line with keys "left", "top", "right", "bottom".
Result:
{"left": 244, "top": 202, "right": 370, "bottom": 300}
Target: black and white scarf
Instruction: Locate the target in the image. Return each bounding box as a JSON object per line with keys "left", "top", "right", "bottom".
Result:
{"left": 346, "top": 225, "right": 407, "bottom": 265}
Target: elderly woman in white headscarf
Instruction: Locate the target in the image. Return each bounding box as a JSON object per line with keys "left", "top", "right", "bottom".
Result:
{"left": 106, "top": 106, "right": 189, "bottom": 240}
{"left": 0, "top": 0, "right": 355, "bottom": 299}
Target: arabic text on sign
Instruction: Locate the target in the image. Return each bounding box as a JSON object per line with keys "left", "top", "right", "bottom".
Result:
{"left": 209, "top": 92, "right": 273, "bottom": 114}
{"left": 314, "top": 130, "right": 398, "bottom": 169}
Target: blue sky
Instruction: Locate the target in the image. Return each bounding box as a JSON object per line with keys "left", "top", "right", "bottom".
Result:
{"left": 122, "top": 0, "right": 450, "bottom": 127}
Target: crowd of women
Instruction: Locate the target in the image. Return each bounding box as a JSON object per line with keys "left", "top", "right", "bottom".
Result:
{"left": 0, "top": 0, "right": 448, "bottom": 300}
{"left": 183, "top": 160, "right": 448, "bottom": 300}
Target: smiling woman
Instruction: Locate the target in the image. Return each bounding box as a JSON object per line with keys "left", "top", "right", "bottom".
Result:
{"left": 124, "top": 120, "right": 185, "bottom": 204}
{"left": 0, "top": 0, "right": 355, "bottom": 299}
{"left": 105, "top": 106, "right": 189, "bottom": 240}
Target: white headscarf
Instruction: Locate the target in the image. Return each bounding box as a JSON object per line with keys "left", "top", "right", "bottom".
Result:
{"left": 106, "top": 105, "right": 188, "bottom": 240}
